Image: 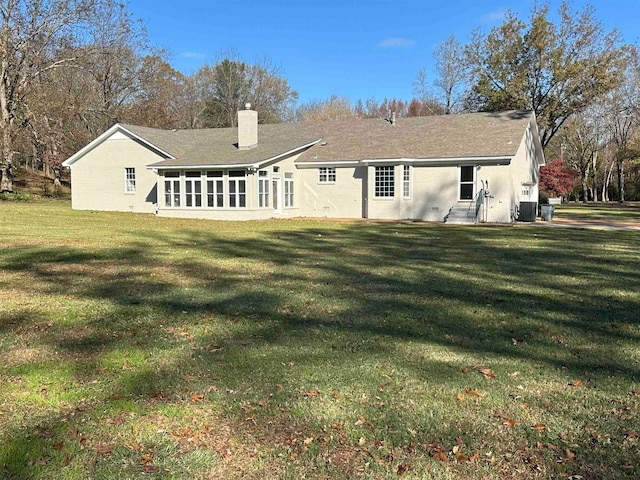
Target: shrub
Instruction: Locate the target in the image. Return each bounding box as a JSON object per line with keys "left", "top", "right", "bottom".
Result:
{"left": 0, "top": 192, "right": 32, "bottom": 201}
{"left": 539, "top": 158, "right": 578, "bottom": 197}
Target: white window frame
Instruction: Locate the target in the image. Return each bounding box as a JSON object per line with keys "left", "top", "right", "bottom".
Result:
{"left": 374, "top": 166, "right": 395, "bottom": 198}
{"left": 284, "top": 172, "right": 294, "bottom": 207}
{"left": 228, "top": 170, "right": 247, "bottom": 208}
{"left": 318, "top": 167, "right": 336, "bottom": 183}
{"left": 206, "top": 171, "right": 224, "bottom": 208}
{"left": 258, "top": 170, "right": 270, "bottom": 208}
{"left": 185, "top": 171, "right": 203, "bottom": 208}
{"left": 124, "top": 167, "right": 136, "bottom": 193}
{"left": 164, "top": 171, "right": 180, "bottom": 207}
{"left": 403, "top": 165, "right": 411, "bottom": 198}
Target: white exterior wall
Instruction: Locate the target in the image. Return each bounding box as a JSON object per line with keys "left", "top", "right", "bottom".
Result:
{"left": 156, "top": 152, "right": 302, "bottom": 221}
{"left": 68, "top": 133, "right": 161, "bottom": 213}
{"left": 507, "top": 120, "right": 542, "bottom": 220}
{"left": 474, "top": 164, "right": 513, "bottom": 223}
{"left": 366, "top": 165, "right": 416, "bottom": 220}
{"left": 66, "top": 118, "right": 543, "bottom": 224}
{"left": 408, "top": 165, "right": 459, "bottom": 221}
{"left": 296, "top": 165, "right": 365, "bottom": 218}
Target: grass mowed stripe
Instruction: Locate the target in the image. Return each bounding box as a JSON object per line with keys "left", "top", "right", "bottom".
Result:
{"left": 1, "top": 200, "right": 639, "bottom": 479}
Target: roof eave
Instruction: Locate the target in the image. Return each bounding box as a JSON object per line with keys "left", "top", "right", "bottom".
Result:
{"left": 146, "top": 138, "right": 323, "bottom": 170}
{"left": 62, "top": 124, "right": 176, "bottom": 167}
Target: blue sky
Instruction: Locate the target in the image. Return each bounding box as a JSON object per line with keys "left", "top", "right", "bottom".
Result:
{"left": 129, "top": 0, "right": 640, "bottom": 105}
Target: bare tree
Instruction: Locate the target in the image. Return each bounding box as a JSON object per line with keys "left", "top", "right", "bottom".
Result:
{"left": 605, "top": 46, "right": 640, "bottom": 203}
{"left": 295, "top": 95, "right": 357, "bottom": 122}
{"left": 433, "top": 36, "right": 467, "bottom": 114}
{"left": 0, "top": 0, "right": 143, "bottom": 192}
{"left": 561, "top": 108, "right": 606, "bottom": 202}
{"left": 195, "top": 54, "right": 298, "bottom": 128}
{"left": 411, "top": 68, "right": 442, "bottom": 115}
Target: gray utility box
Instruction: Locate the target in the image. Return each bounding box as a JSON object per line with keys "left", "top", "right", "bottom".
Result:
{"left": 518, "top": 202, "right": 537, "bottom": 222}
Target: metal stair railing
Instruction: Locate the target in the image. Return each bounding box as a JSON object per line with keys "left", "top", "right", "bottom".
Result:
{"left": 473, "top": 188, "right": 485, "bottom": 222}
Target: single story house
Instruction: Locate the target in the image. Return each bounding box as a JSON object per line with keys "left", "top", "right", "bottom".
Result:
{"left": 62, "top": 108, "right": 545, "bottom": 223}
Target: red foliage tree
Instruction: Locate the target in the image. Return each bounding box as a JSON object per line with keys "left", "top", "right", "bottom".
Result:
{"left": 539, "top": 158, "right": 579, "bottom": 197}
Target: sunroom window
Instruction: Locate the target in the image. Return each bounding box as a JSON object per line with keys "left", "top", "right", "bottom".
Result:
{"left": 164, "top": 171, "right": 180, "bottom": 207}
{"left": 228, "top": 170, "right": 246, "bottom": 208}
{"left": 258, "top": 170, "right": 270, "bottom": 208}
{"left": 206, "top": 171, "right": 224, "bottom": 207}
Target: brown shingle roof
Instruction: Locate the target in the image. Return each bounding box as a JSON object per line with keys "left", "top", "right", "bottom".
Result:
{"left": 125, "top": 110, "right": 532, "bottom": 168}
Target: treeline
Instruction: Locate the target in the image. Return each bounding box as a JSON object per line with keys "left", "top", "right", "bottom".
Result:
{"left": 1, "top": 1, "right": 639, "bottom": 200}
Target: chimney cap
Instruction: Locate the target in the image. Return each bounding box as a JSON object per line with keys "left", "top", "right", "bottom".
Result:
{"left": 245, "top": 102, "right": 251, "bottom": 110}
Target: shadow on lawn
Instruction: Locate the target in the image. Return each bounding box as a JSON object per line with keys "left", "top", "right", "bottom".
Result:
{"left": 3, "top": 222, "right": 639, "bottom": 382}
{"left": 1, "top": 221, "right": 639, "bottom": 478}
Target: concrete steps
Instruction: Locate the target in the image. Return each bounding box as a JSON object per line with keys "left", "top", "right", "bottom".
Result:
{"left": 445, "top": 202, "right": 477, "bottom": 225}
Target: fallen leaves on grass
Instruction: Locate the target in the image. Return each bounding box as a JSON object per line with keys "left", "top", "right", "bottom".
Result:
{"left": 94, "top": 444, "right": 112, "bottom": 455}
{"left": 397, "top": 461, "right": 411, "bottom": 475}
{"left": 478, "top": 368, "right": 496, "bottom": 379}
{"left": 433, "top": 451, "right": 449, "bottom": 462}
{"left": 191, "top": 393, "right": 203, "bottom": 402}
{"left": 303, "top": 390, "right": 319, "bottom": 397}
{"left": 569, "top": 380, "right": 582, "bottom": 387}
{"left": 531, "top": 423, "right": 547, "bottom": 432}
{"left": 503, "top": 419, "right": 517, "bottom": 427}
{"left": 464, "top": 389, "right": 486, "bottom": 398}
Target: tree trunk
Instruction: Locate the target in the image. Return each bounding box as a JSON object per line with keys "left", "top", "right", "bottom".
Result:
{"left": 603, "top": 160, "right": 615, "bottom": 202}
{"left": 581, "top": 170, "right": 589, "bottom": 203}
{"left": 617, "top": 159, "right": 625, "bottom": 203}
{"left": 0, "top": 162, "right": 12, "bottom": 193}
{"left": 591, "top": 152, "right": 598, "bottom": 202}
{"left": 53, "top": 167, "right": 62, "bottom": 188}
{"left": 1, "top": 131, "right": 13, "bottom": 193}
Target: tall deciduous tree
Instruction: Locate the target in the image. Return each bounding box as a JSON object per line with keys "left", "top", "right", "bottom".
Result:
{"left": 125, "top": 55, "right": 188, "bottom": 129}
{"left": 433, "top": 36, "right": 467, "bottom": 114}
{"left": 0, "top": 0, "right": 144, "bottom": 192}
{"left": 465, "top": 1, "right": 626, "bottom": 148}
{"left": 196, "top": 56, "right": 297, "bottom": 128}
{"left": 295, "top": 95, "right": 357, "bottom": 122}
{"left": 411, "top": 68, "right": 443, "bottom": 116}
{"left": 560, "top": 108, "right": 606, "bottom": 202}
{"left": 605, "top": 46, "right": 640, "bottom": 203}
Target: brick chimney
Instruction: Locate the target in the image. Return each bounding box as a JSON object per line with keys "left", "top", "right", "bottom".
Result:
{"left": 237, "top": 103, "right": 258, "bottom": 149}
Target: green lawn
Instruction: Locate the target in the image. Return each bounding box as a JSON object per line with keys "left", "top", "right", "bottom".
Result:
{"left": 554, "top": 202, "right": 640, "bottom": 222}
{"left": 1, "top": 200, "right": 639, "bottom": 479}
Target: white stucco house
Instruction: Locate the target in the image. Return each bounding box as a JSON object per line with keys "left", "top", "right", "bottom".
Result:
{"left": 62, "top": 108, "right": 545, "bottom": 223}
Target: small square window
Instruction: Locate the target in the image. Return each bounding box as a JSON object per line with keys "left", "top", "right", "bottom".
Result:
{"left": 319, "top": 167, "right": 336, "bottom": 183}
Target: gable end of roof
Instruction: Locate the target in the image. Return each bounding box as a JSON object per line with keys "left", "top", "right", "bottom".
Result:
{"left": 62, "top": 124, "right": 175, "bottom": 167}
